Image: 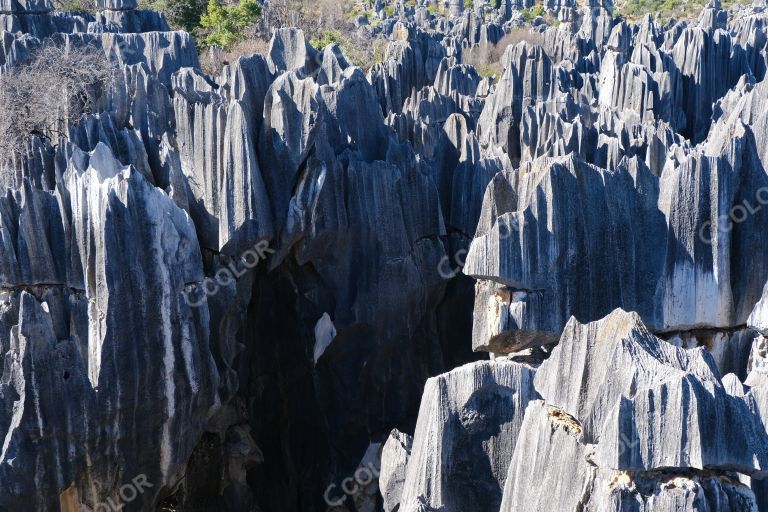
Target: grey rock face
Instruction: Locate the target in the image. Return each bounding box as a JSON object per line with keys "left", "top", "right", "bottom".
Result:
{"left": 173, "top": 63, "right": 274, "bottom": 256}
{"left": 257, "top": 71, "right": 321, "bottom": 229}
{"left": 317, "top": 43, "right": 349, "bottom": 85}
{"left": 748, "top": 282, "right": 768, "bottom": 336}
{"left": 471, "top": 280, "right": 559, "bottom": 353}
{"left": 0, "top": 0, "right": 51, "bottom": 13}
{"left": 0, "top": 17, "right": 225, "bottom": 507}
{"left": 0, "top": 161, "right": 217, "bottom": 510}
{"left": 671, "top": 27, "right": 749, "bottom": 143}
{"left": 449, "top": 0, "right": 464, "bottom": 17}
{"left": 5, "top": 0, "right": 768, "bottom": 510}
{"left": 0, "top": 292, "right": 93, "bottom": 511}
{"left": 0, "top": 180, "right": 67, "bottom": 286}
{"left": 477, "top": 41, "right": 571, "bottom": 164}
{"left": 267, "top": 27, "right": 316, "bottom": 75}
{"left": 535, "top": 309, "right": 720, "bottom": 442}
{"left": 466, "top": 115, "right": 768, "bottom": 352}
{"left": 94, "top": 0, "right": 138, "bottom": 10}
{"left": 63, "top": 162, "right": 217, "bottom": 495}
{"left": 500, "top": 310, "right": 765, "bottom": 511}
{"left": 586, "top": 468, "right": 760, "bottom": 512}
{"left": 380, "top": 429, "right": 413, "bottom": 512}
{"left": 94, "top": 9, "right": 169, "bottom": 33}
{"left": 464, "top": 155, "right": 667, "bottom": 348}
{"left": 397, "top": 361, "right": 538, "bottom": 512}
{"left": 504, "top": 402, "right": 761, "bottom": 511}
{"left": 595, "top": 374, "right": 768, "bottom": 475}
{"left": 498, "top": 400, "right": 594, "bottom": 512}
{"left": 663, "top": 327, "right": 757, "bottom": 380}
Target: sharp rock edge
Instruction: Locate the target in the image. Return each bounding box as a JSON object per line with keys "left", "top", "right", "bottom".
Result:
{"left": 4, "top": 0, "right": 768, "bottom": 511}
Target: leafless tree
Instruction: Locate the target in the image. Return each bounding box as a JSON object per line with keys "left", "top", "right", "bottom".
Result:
{"left": 253, "top": 0, "right": 388, "bottom": 69}
{"left": 463, "top": 29, "right": 544, "bottom": 77}
{"left": 259, "top": 0, "right": 348, "bottom": 40}
{"left": 0, "top": 41, "right": 116, "bottom": 163}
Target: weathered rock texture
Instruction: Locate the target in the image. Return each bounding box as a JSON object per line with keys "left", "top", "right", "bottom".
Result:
{"left": 500, "top": 310, "right": 767, "bottom": 511}
{"left": 395, "top": 360, "right": 537, "bottom": 512}
{"left": 4, "top": 0, "right": 768, "bottom": 510}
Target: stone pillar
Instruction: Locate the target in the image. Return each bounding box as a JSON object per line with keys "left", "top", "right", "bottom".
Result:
{"left": 449, "top": 0, "right": 464, "bottom": 16}
{"left": 94, "top": 0, "right": 138, "bottom": 9}
{"left": 0, "top": 0, "right": 52, "bottom": 14}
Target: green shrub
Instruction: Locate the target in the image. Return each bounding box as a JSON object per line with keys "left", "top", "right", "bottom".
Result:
{"left": 138, "top": 0, "right": 207, "bottom": 31}
{"left": 476, "top": 63, "right": 499, "bottom": 78}
{"left": 346, "top": 1, "right": 367, "bottom": 20}
{"left": 426, "top": 2, "right": 440, "bottom": 15}
{"left": 372, "top": 38, "right": 387, "bottom": 64}
{"left": 199, "top": 0, "right": 261, "bottom": 48}
{"left": 55, "top": 0, "right": 96, "bottom": 13}
{"left": 310, "top": 29, "right": 344, "bottom": 50}
{"left": 613, "top": 0, "right": 712, "bottom": 22}
{"left": 520, "top": 3, "right": 544, "bottom": 21}
{"left": 309, "top": 29, "right": 388, "bottom": 69}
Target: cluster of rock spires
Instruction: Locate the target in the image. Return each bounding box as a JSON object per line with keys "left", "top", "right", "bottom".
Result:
{"left": 384, "top": 310, "right": 768, "bottom": 511}
{"left": 4, "top": 0, "right": 768, "bottom": 508}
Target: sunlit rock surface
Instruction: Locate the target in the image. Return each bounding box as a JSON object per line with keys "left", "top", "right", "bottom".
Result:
{"left": 500, "top": 311, "right": 765, "bottom": 512}
{"left": 4, "top": 0, "right": 768, "bottom": 510}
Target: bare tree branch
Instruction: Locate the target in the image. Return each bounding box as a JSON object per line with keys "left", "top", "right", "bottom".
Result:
{"left": 0, "top": 41, "right": 116, "bottom": 173}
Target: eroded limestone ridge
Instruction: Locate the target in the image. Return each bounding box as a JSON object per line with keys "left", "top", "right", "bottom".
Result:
{"left": 2, "top": 0, "right": 768, "bottom": 510}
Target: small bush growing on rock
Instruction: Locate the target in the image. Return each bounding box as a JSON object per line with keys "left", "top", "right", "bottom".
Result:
{"left": 194, "top": 0, "right": 386, "bottom": 73}
{"left": 346, "top": 1, "right": 368, "bottom": 21}
{"left": 372, "top": 38, "right": 387, "bottom": 64}
{"left": 0, "top": 42, "right": 115, "bottom": 160}
{"left": 311, "top": 28, "right": 388, "bottom": 69}
{"left": 426, "top": 2, "right": 441, "bottom": 15}
{"left": 614, "top": 0, "right": 708, "bottom": 21}
{"left": 54, "top": 0, "right": 96, "bottom": 13}
{"left": 199, "top": 0, "right": 261, "bottom": 48}
{"left": 140, "top": 0, "right": 206, "bottom": 31}
{"left": 310, "top": 29, "right": 346, "bottom": 50}
{"left": 520, "top": 3, "right": 545, "bottom": 21}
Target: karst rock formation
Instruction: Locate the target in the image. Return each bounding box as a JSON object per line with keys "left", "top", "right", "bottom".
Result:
{"left": 3, "top": 0, "right": 768, "bottom": 509}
